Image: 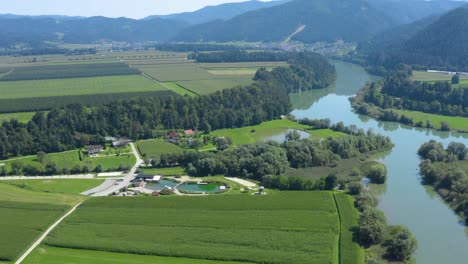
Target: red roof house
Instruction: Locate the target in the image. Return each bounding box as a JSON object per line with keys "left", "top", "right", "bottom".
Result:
{"left": 184, "top": 129, "right": 194, "bottom": 136}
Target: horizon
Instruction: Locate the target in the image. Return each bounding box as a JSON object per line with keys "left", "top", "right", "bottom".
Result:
{"left": 0, "top": 0, "right": 273, "bottom": 19}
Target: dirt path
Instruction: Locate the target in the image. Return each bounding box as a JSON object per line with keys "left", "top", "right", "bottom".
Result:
{"left": 14, "top": 202, "right": 83, "bottom": 264}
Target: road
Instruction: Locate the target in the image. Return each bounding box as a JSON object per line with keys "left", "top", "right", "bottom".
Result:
{"left": 15, "top": 202, "right": 83, "bottom": 264}
{"left": 90, "top": 143, "right": 143, "bottom": 197}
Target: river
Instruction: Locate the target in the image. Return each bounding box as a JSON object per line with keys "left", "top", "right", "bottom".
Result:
{"left": 289, "top": 61, "right": 468, "bottom": 264}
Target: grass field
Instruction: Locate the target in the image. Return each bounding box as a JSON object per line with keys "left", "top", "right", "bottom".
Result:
{"left": 210, "top": 119, "right": 345, "bottom": 146}
{"left": 138, "top": 167, "right": 185, "bottom": 176}
{"left": 411, "top": 71, "right": 468, "bottom": 81}
{"left": 2, "top": 179, "right": 104, "bottom": 194}
{"left": 0, "top": 75, "right": 168, "bottom": 99}
{"left": 43, "top": 192, "right": 355, "bottom": 264}
{"left": 394, "top": 109, "right": 468, "bottom": 132}
{"left": 1, "top": 149, "right": 136, "bottom": 175}
{"left": 162, "top": 82, "right": 198, "bottom": 96}
{"left": 0, "top": 183, "right": 84, "bottom": 262}
{"left": 136, "top": 139, "right": 183, "bottom": 158}
{"left": 24, "top": 246, "right": 251, "bottom": 264}
{"left": 176, "top": 76, "right": 253, "bottom": 95}
{"left": 138, "top": 64, "right": 215, "bottom": 81}
{"left": 0, "top": 62, "right": 139, "bottom": 81}
{"left": 0, "top": 112, "right": 36, "bottom": 123}
{"left": 201, "top": 62, "right": 287, "bottom": 76}
{"left": 285, "top": 158, "right": 372, "bottom": 180}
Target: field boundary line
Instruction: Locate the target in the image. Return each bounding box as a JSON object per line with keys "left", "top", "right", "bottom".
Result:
{"left": 140, "top": 72, "right": 200, "bottom": 96}
{"left": 14, "top": 201, "right": 83, "bottom": 264}
{"left": 333, "top": 193, "right": 342, "bottom": 264}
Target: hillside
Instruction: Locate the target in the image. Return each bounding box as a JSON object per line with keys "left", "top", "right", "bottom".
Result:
{"left": 148, "top": 0, "right": 289, "bottom": 25}
{"left": 364, "top": 5, "right": 468, "bottom": 71}
{"left": 174, "top": 0, "right": 397, "bottom": 43}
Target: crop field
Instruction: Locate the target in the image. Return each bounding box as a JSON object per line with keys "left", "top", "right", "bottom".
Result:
{"left": 24, "top": 246, "right": 251, "bottom": 264}
{"left": 2, "top": 179, "right": 104, "bottom": 195}
{"left": 1, "top": 149, "right": 136, "bottom": 174}
{"left": 0, "top": 111, "right": 36, "bottom": 123}
{"left": 43, "top": 192, "right": 354, "bottom": 264}
{"left": 411, "top": 71, "right": 468, "bottom": 81}
{"left": 394, "top": 109, "right": 468, "bottom": 132}
{"left": 139, "top": 64, "right": 215, "bottom": 81}
{"left": 0, "top": 183, "right": 83, "bottom": 263}
{"left": 0, "top": 62, "right": 139, "bottom": 81}
{"left": 136, "top": 139, "right": 183, "bottom": 158}
{"left": 0, "top": 75, "right": 167, "bottom": 99}
{"left": 162, "top": 82, "right": 197, "bottom": 96}
{"left": 200, "top": 62, "right": 287, "bottom": 76}
{"left": 176, "top": 77, "right": 253, "bottom": 95}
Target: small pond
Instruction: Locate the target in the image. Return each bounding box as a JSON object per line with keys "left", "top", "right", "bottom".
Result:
{"left": 177, "top": 182, "right": 224, "bottom": 194}
{"left": 262, "top": 129, "right": 310, "bottom": 143}
{"left": 146, "top": 179, "right": 178, "bottom": 191}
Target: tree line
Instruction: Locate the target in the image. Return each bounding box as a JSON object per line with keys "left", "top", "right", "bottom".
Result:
{"left": 418, "top": 140, "right": 467, "bottom": 224}
{"left": 0, "top": 52, "right": 335, "bottom": 160}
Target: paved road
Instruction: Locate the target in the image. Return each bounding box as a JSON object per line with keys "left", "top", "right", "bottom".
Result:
{"left": 15, "top": 202, "right": 83, "bottom": 264}
{"left": 80, "top": 179, "right": 116, "bottom": 195}
{"left": 91, "top": 143, "right": 143, "bottom": 197}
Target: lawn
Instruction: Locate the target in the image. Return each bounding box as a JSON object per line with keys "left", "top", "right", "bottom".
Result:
{"left": 162, "top": 82, "right": 198, "bottom": 96}
{"left": 394, "top": 109, "right": 468, "bottom": 132}
{"left": 44, "top": 192, "right": 345, "bottom": 264}
{"left": 0, "top": 112, "right": 36, "bottom": 123}
{"left": 0, "top": 183, "right": 84, "bottom": 262}
{"left": 136, "top": 139, "right": 183, "bottom": 158}
{"left": 24, "top": 246, "right": 251, "bottom": 264}
{"left": 1, "top": 149, "right": 136, "bottom": 174}
{"left": 0, "top": 75, "right": 168, "bottom": 99}
{"left": 2, "top": 179, "right": 104, "bottom": 194}
{"left": 138, "top": 167, "right": 185, "bottom": 176}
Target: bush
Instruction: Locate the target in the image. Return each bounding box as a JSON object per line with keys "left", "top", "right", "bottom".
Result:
{"left": 383, "top": 226, "right": 418, "bottom": 262}
{"left": 366, "top": 164, "right": 387, "bottom": 184}
{"left": 355, "top": 207, "right": 387, "bottom": 247}
{"left": 347, "top": 181, "right": 363, "bottom": 195}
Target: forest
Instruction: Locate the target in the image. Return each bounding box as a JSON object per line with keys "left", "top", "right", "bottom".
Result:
{"left": 418, "top": 140, "right": 468, "bottom": 224}
{"left": 0, "top": 52, "right": 335, "bottom": 160}
{"left": 355, "top": 72, "right": 468, "bottom": 117}
{"left": 189, "top": 50, "right": 292, "bottom": 63}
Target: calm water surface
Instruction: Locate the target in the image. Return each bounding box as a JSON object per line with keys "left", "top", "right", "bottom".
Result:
{"left": 290, "top": 61, "right": 468, "bottom": 264}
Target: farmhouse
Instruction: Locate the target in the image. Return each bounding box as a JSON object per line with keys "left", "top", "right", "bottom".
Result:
{"left": 88, "top": 145, "right": 103, "bottom": 155}
{"left": 169, "top": 131, "right": 178, "bottom": 139}
{"left": 184, "top": 129, "right": 195, "bottom": 137}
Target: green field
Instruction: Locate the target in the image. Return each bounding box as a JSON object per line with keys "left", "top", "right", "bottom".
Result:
{"left": 201, "top": 62, "right": 287, "bottom": 76}
{"left": 394, "top": 109, "right": 468, "bottom": 132}
{"left": 0, "top": 62, "right": 139, "bottom": 81}
{"left": 24, "top": 246, "right": 251, "bottom": 264}
{"left": 1, "top": 149, "right": 136, "bottom": 175}
{"left": 136, "top": 139, "right": 183, "bottom": 158}
{"left": 411, "top": 71, "right": 468, "bottom": 81}
{"left": 2, "top": 179, "right": 104, "bottom": 194}
{"left": 42, "top": 191, "right": 361, "bottom": 264}
{"left": 210, "top": 119, "right": 345, "bottom": 146}
{"left": 176, "top": 76, "right": 253, "bottom": 95}
{"left": 162, "top": 82, "right": 198, "bottom": 96}
{"left": 139, "top": 64, "right": 215, "bottom": 81}
{"left": 0, "top": 183, "right": 84, "bottom": 262}
{"left": 138, "top": 167, "right": 185, "bottom": 176}
{"left": 0, "top": 75, "right": 168, "bottom": 99}
{"left": 0, "top": 112, "right": 36, "bottom": 123}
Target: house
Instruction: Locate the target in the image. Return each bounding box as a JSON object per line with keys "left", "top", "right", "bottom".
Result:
{"left": 146, "top": 175, "right": 162, "bottom": 183}
{"left": 112, "top": 138, "right": 132, "bottom": 148}
{"left": 168, "top": 131, "right": 178, "bottom": 139}
{"left": 88, "top": 145, "right": 103, "bottom": 155}
{"left": 184, "top": 129, "right": 194, "bottom": 137}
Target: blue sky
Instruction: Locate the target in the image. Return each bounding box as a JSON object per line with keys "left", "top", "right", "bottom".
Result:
{"left": 0, "top": 0, "right": 271, "bottom": 19}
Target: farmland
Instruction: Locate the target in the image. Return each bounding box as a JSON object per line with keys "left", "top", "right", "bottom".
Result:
{"left": 0, "top": 183, "right": 84, "bottom": 263}
{"left": 136, "top": 139, "right": 184, "bottom": 158}
{"left": 411, "top": 71, "right": 468, "bottom": 81}
{"left": 0, "top": 62, "right": 139, "bottom": 81}
{"left": 2, "top": 179, "right": 104, "bottom": 195}
{"left": 40, "top": 191, "right": 361, "bottom": 264}
{"left": 395, "top": 109, "right": 468, "bottom": 132}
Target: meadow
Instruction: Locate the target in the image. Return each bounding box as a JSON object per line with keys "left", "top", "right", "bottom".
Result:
{"left": 0, "top": 62, "right": 139, "bottom": 81}
{"left": 43, "top": 191, "right": 358, "bottom": 264}
{"left": 2, "top": 179, "right": 104, "bottom": 194}
{"left": 0, "top": 112, "right": 36, "bottom": 123}
{"left": 395, "top": 109, "right": 468, "bottom": 132}
{"left": 138, "top": 167, "right": 185, "bottom": 176}
{"left": 1, "top": 149, "right": 136, "bottom": 175}
{"left": 411, "top": 71, "right": 468, "bottom": 81}
{"left": 0, "top": 183, "right": 84, "bottom": 263}
{"left": 136, "top": 139, "right": 183, "bottom": 158}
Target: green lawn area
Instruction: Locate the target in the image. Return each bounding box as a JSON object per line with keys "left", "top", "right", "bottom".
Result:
{"left": 136, "top": 139, "right": 183, "bottom": 158}
{"left": 209, "top": 119, "right": 344, "bottom": 146}
{"left": 175, "top": 76, "right": 253, "bottom": 95}
{"left": 2, "top": 179, "right": 104, "bottom": 194}
{"left": 394, "top": 109, "right": 468, "bottom": 132}
{"left": 0, "top": 75, "right": 167, "bottom": 99}
{"left": 411, "top": 71, "right": 468, "bottom": 81}
{"left": 1, "top": 149, "right": 136, "bottom": 174}
{"left": 43, "top": 192, "right": 348, "bottom": 264}
{"left": 24, "top": 246, "right": 251, "bottom": 264}
{"left": 453, "top": 79, "right": 468, "bottom": 89}
{"left": 0, "top": 112, "right": 36, "bottom": 123}
{"left": 138, "top": 167, "right": 185, "bottom": 176}
{"left": 0, "top": 183, "right": 84, "bottom": 262}
{"left": 162, "top": 82, "right": 198, "bottom": 96}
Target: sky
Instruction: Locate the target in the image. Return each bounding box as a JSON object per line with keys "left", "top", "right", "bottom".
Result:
{"left": 0, "top": 0, "right": 273, "bottom": 19}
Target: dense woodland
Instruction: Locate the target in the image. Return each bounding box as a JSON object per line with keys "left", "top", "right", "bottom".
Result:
{"left": 190, "top": 51, "right": 292, "bottom": 63}
{"left": 418, "top": 140, "right": 468, "bottom": 224}
{"left": 0, "top": 52, "right": 336, "bottom": 160}
{"left": 353, "top": 72, "right": 468, "bottom": 121}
